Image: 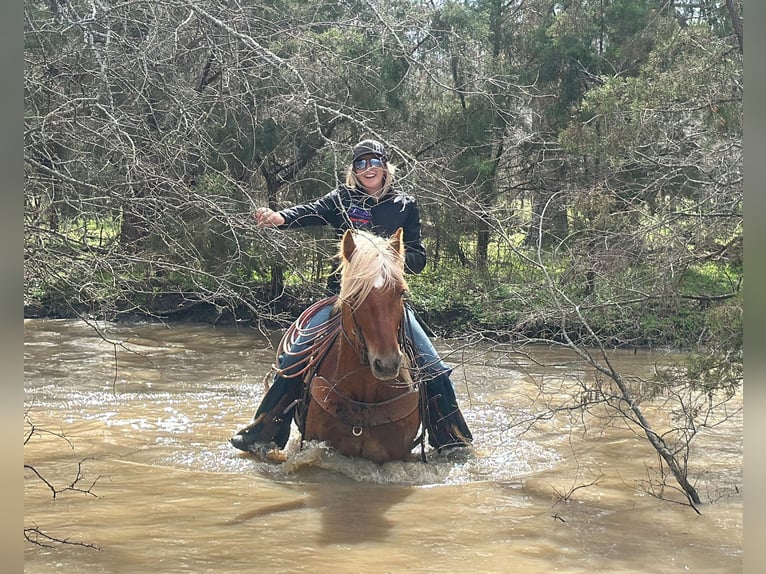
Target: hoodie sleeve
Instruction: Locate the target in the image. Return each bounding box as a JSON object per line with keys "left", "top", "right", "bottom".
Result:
{"left": 278, "top": 190, "right": 341, "bottom": 229}
{"left": 401, "top": 200, "right": 427, "bottom": 274}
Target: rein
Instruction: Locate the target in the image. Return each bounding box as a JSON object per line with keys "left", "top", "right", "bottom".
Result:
{"left": 340, "top": 306, "right": 369, "bottom": 365}
{"left": 274, "top": 296, "right": 341, "bottom": 380}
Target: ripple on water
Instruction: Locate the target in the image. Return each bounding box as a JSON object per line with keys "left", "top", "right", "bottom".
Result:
{"left": 157, "top": 430, "right": 561, "bottom": 488}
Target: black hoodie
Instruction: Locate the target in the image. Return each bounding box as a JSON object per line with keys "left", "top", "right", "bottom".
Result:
{"left": 277, "top": 184, "right": 427, "bottom": 275}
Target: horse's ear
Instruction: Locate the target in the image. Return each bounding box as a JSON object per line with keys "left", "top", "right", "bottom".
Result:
{"left": 389, "top": 227, "right": 404, "bottom": 256}
{"left": 341, "top": 229, "right": 356, "bottom": 262}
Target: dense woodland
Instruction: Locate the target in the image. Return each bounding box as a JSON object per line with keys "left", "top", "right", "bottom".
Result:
{"left": 24, "top": 1, "right": 742, "bottom": 508}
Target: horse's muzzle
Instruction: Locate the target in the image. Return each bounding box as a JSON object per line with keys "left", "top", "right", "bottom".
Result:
{"left": 370, "top": 353, "right": 402, "bottom": 381}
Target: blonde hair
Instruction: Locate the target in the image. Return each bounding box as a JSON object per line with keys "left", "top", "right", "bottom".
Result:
{"left": 345, "top": 162, "right": 398, "bottom": 195}
{"left": 334, "top": 230, "right": 407, "bottom": 312}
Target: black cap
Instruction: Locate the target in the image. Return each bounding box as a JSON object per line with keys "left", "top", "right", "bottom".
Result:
{"left": 352, "top": 139, "right": 387, "bottom": 162}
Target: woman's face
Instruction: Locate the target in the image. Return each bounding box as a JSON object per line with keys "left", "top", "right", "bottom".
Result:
{"left": 353, "top": 154, "right": 386, "bottom": 196}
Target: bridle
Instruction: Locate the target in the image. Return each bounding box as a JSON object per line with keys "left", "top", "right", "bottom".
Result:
{"left": 339, "top": 298, "right": 409, "bottom": 370}
{"left": 340, "top": 305, "right": 369, "bottom": 365}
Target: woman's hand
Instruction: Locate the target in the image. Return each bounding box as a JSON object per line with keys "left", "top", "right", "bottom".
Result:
{"left": 254, "top": 207, "right": 285, "bottom": 227}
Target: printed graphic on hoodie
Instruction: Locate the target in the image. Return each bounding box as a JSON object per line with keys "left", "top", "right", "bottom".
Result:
{"left": 348, "top": 205, "right": 373, "bottom": 228}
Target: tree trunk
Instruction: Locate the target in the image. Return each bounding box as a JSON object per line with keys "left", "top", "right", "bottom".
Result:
{"left": 261, "top": 165, "right": 285, "bottom": 299}
{"left": 725, "top": 0, "right": 743, "bottom": 55}
{"left": 476, "top": 220, "right": 490, "bottom": 270}
{"left": 524, "top": 187, "right": 568, "bottom": 249}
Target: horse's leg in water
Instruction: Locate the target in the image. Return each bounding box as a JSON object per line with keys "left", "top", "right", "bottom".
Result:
{"left": 404, "top": 305, "right": 473, "bottom": 450}
{"left": 230, "top": 302, "right": 334, "bottom": 452}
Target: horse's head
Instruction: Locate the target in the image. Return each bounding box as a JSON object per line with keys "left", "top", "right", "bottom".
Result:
{"left": 335, "top": 228, "right": 408, "bottom": 381}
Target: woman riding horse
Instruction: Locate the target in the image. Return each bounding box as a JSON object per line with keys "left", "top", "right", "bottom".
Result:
{"left": 230, "top": 138, "right": 472, "bottom": 455}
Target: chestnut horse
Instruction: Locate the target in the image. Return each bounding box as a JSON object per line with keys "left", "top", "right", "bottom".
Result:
{"left": 296, "top": 228, "right": 423, "bottom": 463}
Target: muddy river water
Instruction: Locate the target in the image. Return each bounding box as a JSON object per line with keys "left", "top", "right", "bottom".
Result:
{"left": 23, "top": 319, "right": 742, "bottom": 573}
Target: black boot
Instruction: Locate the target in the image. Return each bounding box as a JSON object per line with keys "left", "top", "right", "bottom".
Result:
{"left": 230, "top": 375, "right": 301, "bottom": 452}
{"left": 424, "top": 371, "right": 473, "bottom": 450}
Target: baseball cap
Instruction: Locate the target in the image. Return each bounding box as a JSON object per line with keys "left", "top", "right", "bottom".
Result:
{"left": 352, "top": 139, "right": 387, "bottom": 162}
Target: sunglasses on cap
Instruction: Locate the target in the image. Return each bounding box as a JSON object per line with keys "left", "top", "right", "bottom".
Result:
{"left": 353, "top": 157, "right": 385, "bottom": 170}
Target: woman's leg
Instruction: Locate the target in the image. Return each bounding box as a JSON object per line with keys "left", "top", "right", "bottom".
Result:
{"left": 404, "top": 307, "right": 451, "bottom": 378}
{"left": 404, "top": 306, "right": 473, "bottom": 449}
{"left": 230, "top": 300, "right": 334, "bottom": 451}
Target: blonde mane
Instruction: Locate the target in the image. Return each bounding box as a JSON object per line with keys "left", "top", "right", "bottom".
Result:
{"left": 335, "top": 230, "right": 407, "bottom": 310}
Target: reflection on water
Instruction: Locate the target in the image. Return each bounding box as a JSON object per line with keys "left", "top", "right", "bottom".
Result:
{"left": 24, "top": 319, "right": 742, "bottom": 573}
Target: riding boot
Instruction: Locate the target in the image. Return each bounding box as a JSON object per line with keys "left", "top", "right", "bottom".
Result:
{"left": 424, "top": 370, "right": 473, "bottom": 450}
{"left": 230, "top": 374, "right": 301, "bottom": 451}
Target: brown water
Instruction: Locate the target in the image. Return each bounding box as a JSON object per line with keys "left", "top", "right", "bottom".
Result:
{"left": 23, "top": 319, "right": 742, "bottom": 573}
